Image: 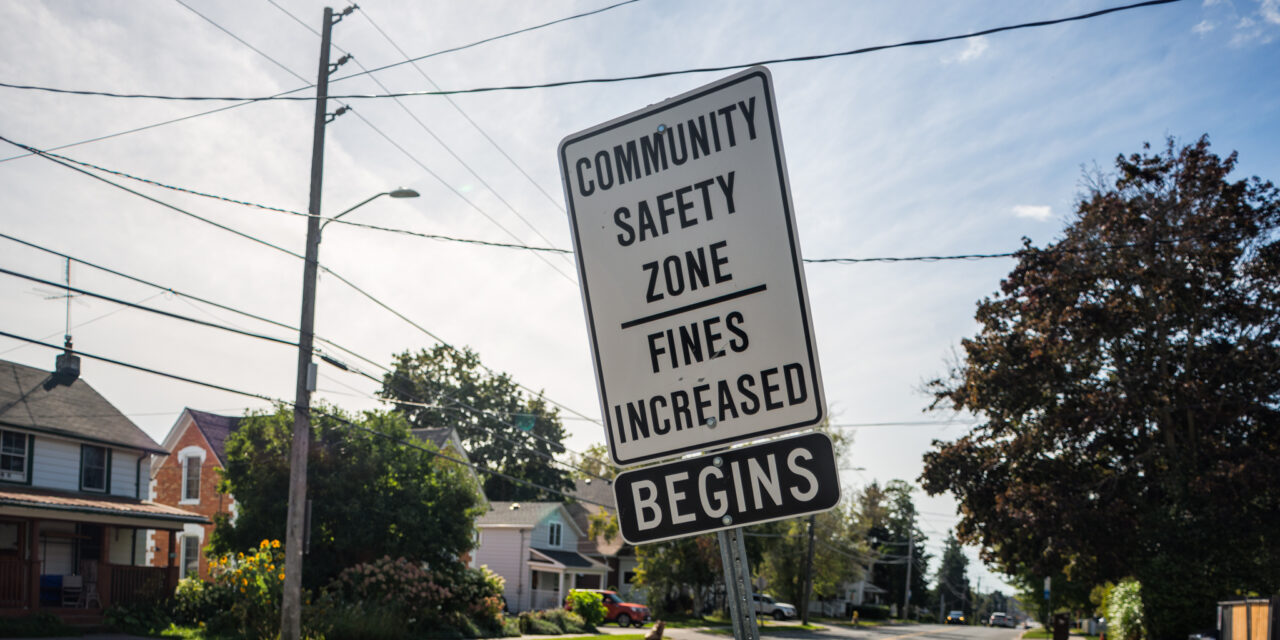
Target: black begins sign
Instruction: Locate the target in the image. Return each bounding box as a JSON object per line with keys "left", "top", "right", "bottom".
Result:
{"left": 613, "top": 432, "right": 840, "bottom": 544}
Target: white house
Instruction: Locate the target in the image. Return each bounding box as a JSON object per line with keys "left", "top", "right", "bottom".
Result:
{"left": 472, "top": 501, "right": 608, "bottom": 612}
{"left": 0, "top": 358, "right": 206, "bottom": 622}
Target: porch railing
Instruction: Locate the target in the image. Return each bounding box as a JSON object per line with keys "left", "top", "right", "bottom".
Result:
{"left": 0, "top": 558, "right": 28, "bottom": 608}
{"left": 531, "top": 588, "right": 562, "bottom": 611}
{"left": 110, "top": 566, "right": 167, "bottom": 605}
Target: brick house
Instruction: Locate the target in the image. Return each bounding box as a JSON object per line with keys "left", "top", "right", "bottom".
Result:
{"left": 147, "top": 408, "right": 239, "bottom": 581}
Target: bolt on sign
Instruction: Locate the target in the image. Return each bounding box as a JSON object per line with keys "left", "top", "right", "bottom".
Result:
{"left": 559, "top": 66, "right": 826, "bottom": 467}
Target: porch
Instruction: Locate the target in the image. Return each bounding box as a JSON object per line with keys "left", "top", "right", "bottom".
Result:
{"left": 0, "top": 486, "right": 207, "bottom": 617}
{"left": 525, "top": 547, "right": 608, "bottom": 611}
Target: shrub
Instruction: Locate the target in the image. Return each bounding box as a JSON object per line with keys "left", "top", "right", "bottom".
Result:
{"left": 518, "top": 611, "right": 563, "bottom": 635}
{"left": 104, "top": 601, "right": 172, "bottom": 635}
{"left": 541, "top": 608, "right": 588, "bottom": 633}
{"left": 172, "top": 576, "right": 234, "bottom": 626}
{"left": 1105, "top": 579, "right": 1145, "bottom": 640}
{"left": 851, "top": 604, "right": 892, "bottom": 620}
{"left": 317, "top": 602, "right": 409, "bottom": 640}
{"left": 326, "top": 555, "right": 449, "bottom": 625}
{"left": 565, "top": 589, "right": 607, "bottom": 627}
{"left": 0, "top": 613, "right": 79, "bottom": 638}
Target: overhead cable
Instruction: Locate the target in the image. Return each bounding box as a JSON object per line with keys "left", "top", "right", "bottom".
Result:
{"left": 0, "top": 330, "right": 611, "bottom": 509}
{"left": 0, "top": 0, "right": 1181, "bottom": 102}
{"left": 0, "top": 266, "right": 299, "bottom": 349}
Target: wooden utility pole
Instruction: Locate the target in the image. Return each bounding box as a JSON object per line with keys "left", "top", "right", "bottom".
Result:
{"left": 281, "top": 6, "right": 335, "bottom": 639}
{"left": 801, "top": 514, "right": 816, "bottom": 625}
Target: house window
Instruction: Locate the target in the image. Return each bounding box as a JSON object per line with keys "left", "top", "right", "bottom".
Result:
{"left": 80, "top": 445, "right": 110, "bottom": 493}
{"left": 548, "top": 522, "right": 562, "bottom": 547}
{"left": 180, "top": 536, "right": 200, "bottom": 579}
{"left": 182, "top": 456, "right": 200, "bottom": 501}
{"left": 0, "top": 430, "right": 30, "bottom": 483}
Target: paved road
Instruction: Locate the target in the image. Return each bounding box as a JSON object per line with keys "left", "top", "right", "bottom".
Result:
{"left": 590, "top": 621, "right": 1028, "bottom": 640}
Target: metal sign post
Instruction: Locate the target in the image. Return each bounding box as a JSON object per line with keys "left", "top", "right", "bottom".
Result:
{"left": 718, "top": 526, "right": 760, "bottom": 640}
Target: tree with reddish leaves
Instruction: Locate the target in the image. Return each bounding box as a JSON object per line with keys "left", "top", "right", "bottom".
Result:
{"left": 922, "top": 136, "right": 1280, "bottom": 639}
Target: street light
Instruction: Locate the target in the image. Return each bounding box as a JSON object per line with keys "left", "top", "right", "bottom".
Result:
{"left": 282, "top": 186, "right": 418, "bottom": 636}
{"left": 322, "top": 188, "right": 420, "bottom": 232}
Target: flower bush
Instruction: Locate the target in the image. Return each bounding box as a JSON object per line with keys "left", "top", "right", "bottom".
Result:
{"left": 1106, "top": 579, "right": 1146, "bottom": 640}
{"left": 171, "top": 539, "right": 291, "bottom": 639}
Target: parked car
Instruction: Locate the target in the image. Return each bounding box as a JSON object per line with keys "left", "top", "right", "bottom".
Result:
{"left": 752, "top": 593, "right": 798, "bottom": 620}
{"left": 946, "top": 610, "right": 966, "bottom": 625}
{"left": 989, "top": 612, "right": 1016, "bottom": 627}
{"left": 566, "top": 589, "right": 650, "bottom": 628}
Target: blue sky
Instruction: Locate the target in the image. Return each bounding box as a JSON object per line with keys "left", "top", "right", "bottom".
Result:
{"left": 2, "top": 0, "right": 1277, "bottom": 594}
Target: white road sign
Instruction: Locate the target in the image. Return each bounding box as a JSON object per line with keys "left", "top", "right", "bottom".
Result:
{"left": 560, "top": 67, "right": 825, "bottom": 466}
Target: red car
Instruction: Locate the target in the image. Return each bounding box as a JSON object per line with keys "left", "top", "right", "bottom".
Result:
{"left": 567, "top": 589, "right": 651, "bottom": 627}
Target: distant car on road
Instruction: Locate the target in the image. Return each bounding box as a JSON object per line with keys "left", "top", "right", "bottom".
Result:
{"left": 989, "top": 612, "right": 1016, "bottom": 627}
{"left": 946, "top": 610, "right": 966, "bottom": 625}
{"left": 752, "top": 593, "right": 798, "bottom": 620}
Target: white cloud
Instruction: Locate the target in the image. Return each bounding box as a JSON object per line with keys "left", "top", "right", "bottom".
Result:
{"left": 1012, "top": 205, "right": 1053, "bottom": 221}
{"left": 942, "top": 36, "right": 989, "bottom": 64}
{"left": 1193, "top": 19, "right": 1216, "bottom": 33}
{"left": 1261, "top": 0, "right": 1280, "bottom": 24}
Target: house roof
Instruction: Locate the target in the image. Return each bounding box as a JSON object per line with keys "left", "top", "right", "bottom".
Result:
{"left": 476, "top": 501, "right": 562, "bottom": 527}
{"left": 530, "top": 547, "right": 605, "bottom": 569}
{"left": 0, "top": 485, "right": 208, "bottom": 528}
{"left": 0, "top": 359, "right": 165, "bottom": 454}
{"left": 186, "top": 408, "right": 241, "bottom": 466}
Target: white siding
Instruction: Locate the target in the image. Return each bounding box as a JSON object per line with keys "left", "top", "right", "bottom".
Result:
{"left": 29, "top": 434, "right": 145, "bottom": 496}
{"left": 110, "top": 450, "right": 139, "bottom": 497}
{"left": 532, "top": 511, "right": 578, "bottom": 550}
{"left": 108, "top": 527, "right": 136, "bottom": 566}
{"left": 31, "top": 437, "right": 80, "bottom": 492}
{"left": 475, "top": 527, "right": 529, "bottom": 611}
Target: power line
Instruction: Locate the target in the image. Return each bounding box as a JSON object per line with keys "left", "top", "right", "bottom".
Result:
{"left": 0, "top": 232, "right": 389, "bottom": 375}
{"left": 177, "top": 1, "right": 577, "bottom": 284}
{"left": 0, "top": 330, "right": 612, "bottom": 509}
{"left": 0, "top": 231, "right": 609, "bottom": 476}
{"left": 0, "top": 0, "right": 1181, "bottom": 102}
{"left": 354, "top": 6, "right": 574, "bottom": 251}
{"left": 0, "top": 266, "right": 300, "bottom": 349}
{"left": 0, "top": 0, "right": 641, "bottom": 165}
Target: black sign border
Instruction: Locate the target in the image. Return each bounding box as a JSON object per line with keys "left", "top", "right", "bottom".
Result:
{"left": 559, "top": 67, "right": 824, "bottom": 467}
{"left": 611, "top": 432, "right": 841, "bottom": 545}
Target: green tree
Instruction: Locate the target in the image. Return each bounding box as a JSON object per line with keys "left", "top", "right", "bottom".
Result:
{"left": 571, "top": 442, "right": 616, "bottom": 481}
{"left": 380, "top": 345, "right": 573, "bottom": 501}
{"left": 757, "top": 501, "right": 867, "bottom": 614}
{"left": 634, "top": 534, "right": 722, "bottom": 616}
{"left": 936, "top": 534, "right": 970, "bottom": 621}
{"left": 858, "top": 480, "right": 932, "bottom": 617}
{"left": 210, "top": 404, "right": 484, "bottom": 588}
{"left": 921, "top": 137, "right": 1280, "bottom": 639}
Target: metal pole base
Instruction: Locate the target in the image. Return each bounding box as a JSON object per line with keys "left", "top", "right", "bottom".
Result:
{"left": 718, "top": 527, "right": 761, "bottom": 640}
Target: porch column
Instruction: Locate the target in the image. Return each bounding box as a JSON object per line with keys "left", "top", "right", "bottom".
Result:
{"left": 98, "top": 526, "right": 112, "bottom": 607}
{"left": 557, "top": 571, "right": 565, "bottom": 606}
{"left": 165, "top": 530, "right": 178, "bottom": 593}
{"left": 26, "top": 519, "right": 39, "bottom": 611}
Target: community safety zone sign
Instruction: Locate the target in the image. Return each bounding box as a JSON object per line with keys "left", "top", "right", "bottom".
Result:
{"left": 560, "top": 66, "right": 826, "bottom": 467}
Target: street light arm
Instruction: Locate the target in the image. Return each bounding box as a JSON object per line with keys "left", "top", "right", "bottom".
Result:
{"left": 322, "top": 192, "right": 389, "bottom": 231}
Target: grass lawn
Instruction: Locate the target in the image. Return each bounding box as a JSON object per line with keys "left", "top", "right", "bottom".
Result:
{"left": 1023, "top": 630, "right": 1098, "bottom": 640}
{"left": 558, "top": 636, "right": 647, "bottom": 640}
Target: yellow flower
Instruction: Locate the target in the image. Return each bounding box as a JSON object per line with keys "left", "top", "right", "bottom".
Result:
{"left": 271, "top": 539, "right": 281, "bottom": 548}
{"left": 260, "top": 539, "right": 270, "bottom": 549}
{"left": 279, "top": 573, "right": 285, "bottom": 580}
